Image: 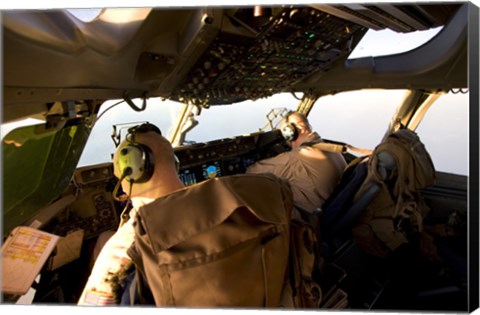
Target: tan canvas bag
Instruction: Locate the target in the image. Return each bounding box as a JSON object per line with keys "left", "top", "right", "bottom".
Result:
{"left": 128, "top": 173, "right": 295, "bottom": 307}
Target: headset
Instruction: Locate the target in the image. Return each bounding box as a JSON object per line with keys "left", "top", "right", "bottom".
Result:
{"left": 114, "top": 123, "right": 161, "bottom": 184}
{"left": 112, "top": 123, "right": 165, "bottom": 225}
{"left": 280, "top": 111, "right": 299, "bottom": 142}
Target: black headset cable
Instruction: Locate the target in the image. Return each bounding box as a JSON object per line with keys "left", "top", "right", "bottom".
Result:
{"left": 113, "top": 169, "right": 134, "bottom": 228}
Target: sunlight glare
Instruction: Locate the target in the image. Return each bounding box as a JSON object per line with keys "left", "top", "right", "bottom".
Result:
{"left": 99, "top": 8, "right": 152, "bottom": 24}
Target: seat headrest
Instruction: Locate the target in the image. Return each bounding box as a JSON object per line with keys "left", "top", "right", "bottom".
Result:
{"left": 376, "top": 151, "right": 397, "bottom": 181}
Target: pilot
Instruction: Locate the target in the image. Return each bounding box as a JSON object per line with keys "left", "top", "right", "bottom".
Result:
{"left": 77, "top": 123, "right": 185, "bottom": 305}
{"left": 247, "top": 111, "right": 347, "bottom": 213}
{"left": 78, "top": 122, "right": 293, "bottom": 306}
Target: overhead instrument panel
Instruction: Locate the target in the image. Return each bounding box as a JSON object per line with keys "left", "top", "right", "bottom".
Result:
{"left": 171, "top": 6, "right": 368, "bottom": 106}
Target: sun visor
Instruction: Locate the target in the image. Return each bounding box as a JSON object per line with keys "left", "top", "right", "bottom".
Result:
{"left": 2, "top": 120, "right": 91, "bottom": 237}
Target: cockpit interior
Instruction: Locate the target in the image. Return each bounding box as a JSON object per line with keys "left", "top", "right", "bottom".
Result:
{"left": 1, "top": 2, "right": 477, "bottom": 312}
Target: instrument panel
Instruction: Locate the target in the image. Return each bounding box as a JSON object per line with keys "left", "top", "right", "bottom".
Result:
{"left": 175, "top": 129, "right": 288, "bottom": 185}
{"left": 43, "top": 163, "right": 120, "bottom": 239}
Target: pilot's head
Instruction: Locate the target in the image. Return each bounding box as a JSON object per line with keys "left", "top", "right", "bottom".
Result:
{"left": 280, "top": 111, "right": 313, "bottom": 148}
{"left": 112, "top": 123, "right": 184, "bottom": 204}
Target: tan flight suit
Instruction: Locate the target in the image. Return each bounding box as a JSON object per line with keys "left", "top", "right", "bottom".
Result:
{"left": 247, "top": 132, "right": 347, "bottom": 212}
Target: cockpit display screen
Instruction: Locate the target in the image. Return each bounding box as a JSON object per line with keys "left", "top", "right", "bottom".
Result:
{"left": 175, "top": 130, "right": 287, "bottom": 187}
{"left": 178, "top": 161, "right": 223, "bottom": 186}
{"left": 202, "top": 162, "right": 221, "bottom": 180}
{"left": 178, "top": 169, "right": 198, "bottom": 186}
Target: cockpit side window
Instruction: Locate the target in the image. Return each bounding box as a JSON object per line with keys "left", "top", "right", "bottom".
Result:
{"left": 307, "top": 90, "right": 402, "bottom": 150}
{"left": 77, "top": 98, "right": 181, "bottom": 167}
{"left": 415, "top": 91, "right": 469, "bottom": 176}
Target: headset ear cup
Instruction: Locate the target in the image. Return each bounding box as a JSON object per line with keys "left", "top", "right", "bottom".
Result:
{"left": 139, "top": 144, "right": 154, "bottom": 182}
{"left": 281, "top": 123, "right": 298, "bottom": 142}
{"left": 115, "top": 144, "right": 154, "bottom": 183}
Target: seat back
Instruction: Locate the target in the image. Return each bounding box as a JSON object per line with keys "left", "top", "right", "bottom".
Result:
{"left": 320, "top": 128, "right": 434, "bottom": 258}
{"left": 321, "top": 157, "right": 369, "bottom": 239}
{"left": 321, "top": 152, "right": 397, "bottom": 245}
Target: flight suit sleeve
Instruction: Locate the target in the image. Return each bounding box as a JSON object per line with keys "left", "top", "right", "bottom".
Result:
{"left": 77, "top": 217, "right": 136, "bottom": 306}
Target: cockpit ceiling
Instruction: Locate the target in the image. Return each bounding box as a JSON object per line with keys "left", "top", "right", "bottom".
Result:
{"left": 170, "top": 6, "right": 369, "bottom": 106}
{"left": 3, "top": 4, "right": 466, "bottom": 110}
{"left": 311, "top": 3, "right": 461, "bottom": 32}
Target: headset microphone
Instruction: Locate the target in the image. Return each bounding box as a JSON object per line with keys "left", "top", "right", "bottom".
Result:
{"left": 112, "top": 167, "right": 134, "bottom": 226}
{"left": 112, "top": 167, "right": 131, "bottom": 202}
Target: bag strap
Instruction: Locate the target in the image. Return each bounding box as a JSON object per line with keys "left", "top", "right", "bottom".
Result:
{"left": 302, "top": 141, "right": 373, "bottom": 156}
{"left": 288, "top": 208, "right": 323, "bottom": 308}
{"left": 127, "top": 266, "right": 156, "bottom": 305}
{"left": 128, "top": 272, "right": 139, "bottom": 305}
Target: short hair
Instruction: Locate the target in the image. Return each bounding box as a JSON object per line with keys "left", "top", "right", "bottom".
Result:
{"left": 126, "top": 122, "right": 162, "bottom": 144}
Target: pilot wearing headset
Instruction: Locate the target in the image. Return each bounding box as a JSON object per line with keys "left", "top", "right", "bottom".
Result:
{"left": 79, "top": 122, "right": 293, "bottom": 306}
{"left": 111, "top": 123, "right": 184, "bottom": 215}
{"left": 247, "top": 111, "right": 347, "bottom": 213}
{"left": 78, "top": 123, "right": 186, "bottom": 305}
